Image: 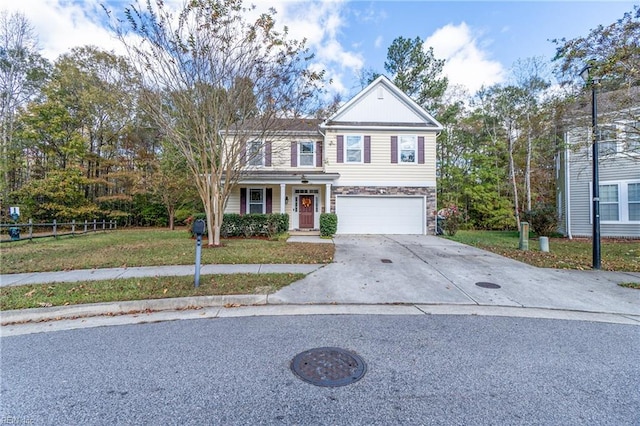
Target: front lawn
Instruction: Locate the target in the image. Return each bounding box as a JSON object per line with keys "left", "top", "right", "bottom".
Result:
{"left": 0, "top": 273, "right": 304, "bottom": 310}
{"left": 0, "top": 228, "right": 334, "bottom": 274}
{"left": 446, "top": 230, "right": 640, "bottom": 272}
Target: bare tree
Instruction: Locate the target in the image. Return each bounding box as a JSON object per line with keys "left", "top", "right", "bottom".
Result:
{"left": 511, "top": 57, "right": 551, "bottom": 211}
{"left": 0, "top": 11, "right": 50, "bottom": 196}
{"left": 106, "top": 0, "right": 324, "bottom": 246}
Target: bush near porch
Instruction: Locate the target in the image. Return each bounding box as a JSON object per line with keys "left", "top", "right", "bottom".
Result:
{"left": 188, "top": 213, "right": 289, "bottom": 238}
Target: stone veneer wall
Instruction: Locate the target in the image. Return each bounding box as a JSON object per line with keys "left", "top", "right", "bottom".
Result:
{"left": 330, "top": 186, "right": 437, "bottom": 235}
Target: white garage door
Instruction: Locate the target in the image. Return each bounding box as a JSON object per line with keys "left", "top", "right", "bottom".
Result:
{"left": 336, "top": 196, "right": 425, "bottom": 234}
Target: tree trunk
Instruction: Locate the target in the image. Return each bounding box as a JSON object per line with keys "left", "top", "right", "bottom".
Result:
{"left": 168, "top": 206, "right": 175, "bottom": 230}
{"left": 508, "top": 135, "right": 521, "bottom": 226}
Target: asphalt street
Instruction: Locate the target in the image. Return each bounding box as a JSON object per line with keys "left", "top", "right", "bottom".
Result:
{"left": 2, "top": 314, "right": 639, "bottom": 425}
{"left": 2, "top": 234, "right": 639, "bottom": 424}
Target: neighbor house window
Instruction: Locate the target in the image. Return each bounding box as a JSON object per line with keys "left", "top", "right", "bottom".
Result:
{"left": 247, "top": 141, "right": 264, "bottom": 166}
{"left": 399, "top": 135, "right": 417, "bottom": 163}
{"left": 299, "top": 141, "right": 315, "bottom": 167}
{"left": 599, "top": 184, "right": 619, "bottom": 221}
{"left": 345, "top": 135, "right": 363, "bottom": 163}
{"left": 598, "top": 125, "right": 618, "bottom": 156}
{"left": 249, "top": 188, "right": 265, "bottom": 213}
{"left": 625, "top": 122, "right": 640, "bottom": 151}
{"left": 629, "top": 183, "right": 640, "bottom": 221}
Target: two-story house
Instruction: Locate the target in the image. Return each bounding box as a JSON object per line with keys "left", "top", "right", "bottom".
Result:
{"left": 557, "top": 87, "right": 639, "bottom": 238}
{"left": 224, "top": 76, "right": 443, "bottom": 234}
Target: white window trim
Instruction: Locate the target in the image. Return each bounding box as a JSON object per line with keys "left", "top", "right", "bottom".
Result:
{"left": 398, "top": 135, "right": 418, "bottom": 164}
{"left": 298, "top": 141, "right": 315, "bottom": 168}
{"left": 589, "top": 180, "right": 640, "bottom": 223}
{"left": 247, "top": 188, "right": 266, "bottom": 214}
{"left": 247, "top": 140, "right": 264, "bottom": 167}
{"left": 345, "top": 135, "right": 364, "bottom": 164}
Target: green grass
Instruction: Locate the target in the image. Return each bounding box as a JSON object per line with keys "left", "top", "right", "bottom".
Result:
{"left": 0, "top": 228, "right": 334, "bottom": 274}
{"left": 446, "top": 230, "right": 640, "bottom": 272}
{"left": 618, "top": 282, "right": 640, "bottom": 290}
{"left": 0, "top": 273, "right": 304, "bottom": 310}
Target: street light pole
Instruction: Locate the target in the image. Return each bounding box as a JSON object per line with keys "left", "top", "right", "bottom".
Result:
{"left": 581, "top": 64, "right": 601, "bottom": 270}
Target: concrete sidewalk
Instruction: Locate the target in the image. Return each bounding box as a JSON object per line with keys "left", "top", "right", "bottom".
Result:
{"left": 0, "top": 264, "right": 323, "bottom": 287}
{"left": 1, "top": 235, "right": 639, "bottom": 330}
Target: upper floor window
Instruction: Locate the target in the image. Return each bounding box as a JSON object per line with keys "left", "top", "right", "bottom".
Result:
{"left": 625, "top": 121, "right": 639, "bottom": 151}
{"left": 597, "top": 125, "right": 618, "bottom": 156}
{"left": 345, "top": 135, "right": 363, "bottom": 163}
{"left": 299, "top": 141, "right": 315, "bottom": 167}
{"left": 247, "top": 141, "right": 264, "bottom": 167}
{"left": 399, "top": 135, "right": 417, "bottom": 163}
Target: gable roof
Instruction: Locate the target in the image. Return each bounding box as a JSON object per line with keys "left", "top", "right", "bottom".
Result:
{"left": 321, "top": 75, "right": 443, "bottom": 131}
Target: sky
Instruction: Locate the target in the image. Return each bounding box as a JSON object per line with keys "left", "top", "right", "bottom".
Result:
{"left": 2, "top": 0, "right": 637, "bottom": 99}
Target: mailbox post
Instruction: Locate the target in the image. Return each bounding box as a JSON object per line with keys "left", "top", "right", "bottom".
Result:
{"left": 193, "top": 219, "right": 206, "bottom": 288}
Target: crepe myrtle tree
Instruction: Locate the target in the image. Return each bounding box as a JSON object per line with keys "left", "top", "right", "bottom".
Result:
{"left": 106, "top": 0, "right": 325, "bottom": 246}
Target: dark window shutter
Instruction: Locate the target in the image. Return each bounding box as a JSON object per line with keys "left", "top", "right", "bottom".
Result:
{"left": 265, "top": 141, "right": 272, "bottom": 167}
{"left": 241, "top": 144, "right": 247, "bottom": 166}
{"left": 337, "top": 135, "right": 344, "bottom": 163}
{"left": 316, "top": 141, "right": 323, "bottom": 167}
{"left": 418, "top": 136, "right": 425, "bottom": 164}
{"left": 291, "top": 141, "right": 297, "bottom": 167}
{"left": 240, "top": 188, "right": 246, "bottom": 215}
{"left": 364, "top": 136, "right": 371, "bottom": 163}
{"left": 391, "top": 136, "right": 398, "bottom": 164}
{"left": 266, "top": 188, "right": 272, "bottom": 213}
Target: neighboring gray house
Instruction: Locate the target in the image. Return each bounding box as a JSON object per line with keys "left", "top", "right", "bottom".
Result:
{"left": 557, "top": 87, "right": 639, "bottom": 238}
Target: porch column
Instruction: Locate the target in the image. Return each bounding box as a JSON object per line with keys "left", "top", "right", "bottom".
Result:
{"left": 280, "top": 184, "right": 286, "bottom": 213}
{"left": 325, "top": 184, "right": 331, "bottom": 213}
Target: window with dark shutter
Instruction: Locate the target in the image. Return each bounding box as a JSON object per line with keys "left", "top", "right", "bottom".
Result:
{"left": 418, "top": 136, "right": 425, "bottom": 164}
{"left": 265, "top": 141, "right": 272, "bottom": 167}
{"left": 337, "top": 135, "right": 344, "bottom": 163}
{"left": 291, "top": 141, "right": 297, "bottom": 167}
{"left": 364, "top": 136, "right": 371, "bottom": 163}
{"left": 391, "top": 136, "right": 398, "bottom": 164}
{"left": 266, "top": 188, "right": 272, "bottom": 213}
{"left": 240, "top": 188, "right": 246, "bottom": 215}
{"left": 316, "top": 141, "right": 323, "bottom": 167}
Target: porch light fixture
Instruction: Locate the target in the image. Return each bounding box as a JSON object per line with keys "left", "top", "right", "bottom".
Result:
{"left": 580, "top": 62, "right": 601, "bottom": 270}
{"left": 301, "top": 175, "right": 309, "bottom": 184}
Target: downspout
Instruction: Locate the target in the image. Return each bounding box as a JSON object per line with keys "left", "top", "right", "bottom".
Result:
{"left": 564, "top": 143, "right": 573, "bottom": 239}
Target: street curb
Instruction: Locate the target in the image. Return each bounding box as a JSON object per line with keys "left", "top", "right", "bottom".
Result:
{"left": 3, "top": 295, "right": 640, "bottom": 327}
{"left": 0, "top": 294, "right": 267, "bottom": 325}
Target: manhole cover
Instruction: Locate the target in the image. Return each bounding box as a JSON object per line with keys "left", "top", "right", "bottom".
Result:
{"left": 476, "top": 282, "right": 501, "bottom": 289}
{"left": 381, "top": 259, "right": 393, "bottom": 263}
{"left": 290, "top": 347, "right": 367, "bottom": 387}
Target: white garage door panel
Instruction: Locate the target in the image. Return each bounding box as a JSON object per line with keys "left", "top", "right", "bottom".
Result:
{"left": 336, "top": 196, "right": 425, "bottom": 234}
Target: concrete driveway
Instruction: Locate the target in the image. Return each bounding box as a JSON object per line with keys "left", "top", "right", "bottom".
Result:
{"left": 271, "top": 235, "right": 640, "bottom": 316}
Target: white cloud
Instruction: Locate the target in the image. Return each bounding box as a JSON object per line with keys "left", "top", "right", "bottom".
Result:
{"left": 3, "top": 0, "right": 126, "bottom": 60}
{"left": 374, "top": 35, "right": 383, "bottom": 49}
{"left": 424, "top": 22, "right": 506, "bottom": 94}
{"left": 267, "top": 0, "right": 364, "bottom": 96}
{"left": 4, "top": 0, "right": 362, "bottom": 97}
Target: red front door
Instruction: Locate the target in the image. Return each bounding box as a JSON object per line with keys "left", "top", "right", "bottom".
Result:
{"left": 299, "top": 195, "right": 314, "bottom": 229}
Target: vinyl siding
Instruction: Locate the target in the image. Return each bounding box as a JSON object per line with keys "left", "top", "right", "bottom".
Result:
{"left": 324, "top": 130, "right": 437, "bottom": 186}
{"left": 565, "top": 129, "right": 640, "bottom": 238}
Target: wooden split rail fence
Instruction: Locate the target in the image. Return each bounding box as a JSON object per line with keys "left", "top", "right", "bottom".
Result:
{"left": 0, "top": 219, "right": 117, "bottom": 243}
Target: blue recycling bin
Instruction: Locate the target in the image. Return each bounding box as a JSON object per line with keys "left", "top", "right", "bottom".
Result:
{"left": 8, "top": 227, "right": 20, "bottom": 241}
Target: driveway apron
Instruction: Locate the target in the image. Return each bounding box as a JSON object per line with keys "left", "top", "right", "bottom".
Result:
{"left": 270, "top": 235, "right": 640, "bottom": 316}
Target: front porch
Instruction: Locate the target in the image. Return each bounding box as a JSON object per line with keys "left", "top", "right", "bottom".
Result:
{"left": 228, "top": 171, "right": 340, "bottom": 232}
